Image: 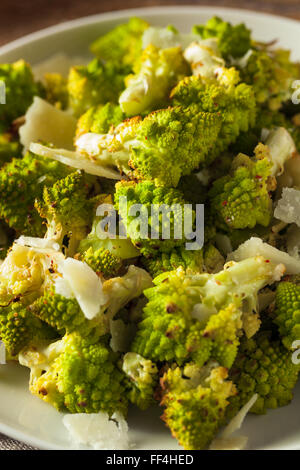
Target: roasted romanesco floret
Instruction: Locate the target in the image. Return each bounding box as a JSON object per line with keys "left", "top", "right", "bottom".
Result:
{"left": 160, "top": 362, "right": 237, "bottom": 450}
{"left": 76, "top": 103, "right": 125, "bottom": 138}
{"left": 131, "top": 257, "right": 282, "bottom": 367}
{"left": 119, "top": 44, "right": 190, "bottom": 117}
{"left": 227, "top": 331, "right": 300, "bottom": 416}
{"left": 122, "top": 352, "right": 158, "bottom": 410}
{"left": 142, "top": 246, "right": 204, "bottom": 278}
{"left": 0, "top": 132, "right": 21, "bottom": 166}
{"left": 43, "top": 73, "right": 69, "bottom": 110}
{"left": 90, "top": 17, "right": 149, "bottom": 67}
{"left": 114, "top": 180, "right": 195, "bottom": 257}
{"left": 273, "top": 275, "right": 300, "bottom": 350}
{"left": 35, "top": 170, "right": 96, "bottom": 255}
{"left": 19, "top": 332, "right": 127, "bottom": 416}
{"left": 68, "top": 58, "right": 130, "bottom": 117}
{"left": 0, "top": 60, "right": 43, "bottom": 129}
{"left": 193, "top": 16, "right": 251, "bottom": 59}
{"left": 0, "top": 152, "right": 70, "bottom": 236}
{"left": 80, "top": 246, "right": 122, "bottom": 279}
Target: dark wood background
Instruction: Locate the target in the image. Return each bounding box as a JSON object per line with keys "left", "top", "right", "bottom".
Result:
{"left": 0, "top": 0, "right": 299, "bottom": 46}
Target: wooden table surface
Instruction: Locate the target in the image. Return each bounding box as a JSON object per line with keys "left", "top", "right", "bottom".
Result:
{"left": 0, "top": 0, "right": 299, "bottom": 46}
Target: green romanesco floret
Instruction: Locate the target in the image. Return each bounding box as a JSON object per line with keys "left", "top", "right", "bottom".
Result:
{"left": 142, "top": 247, "right": 204, "bottom": 278}
{"left": 76, "top": 103, "right": 125, "bottom": 138}
{"left": 171, "top": 75, "right": 257, "bottom": 164}
{"left": 122, "top": 352, "right": 158, "bottom": 410}
{"left": 19, "top": 332, "right": 127, "bottom": 416}
{"left": 114, "top": 180, "right": 195, "bottom": 257}
{"left": 193, "top": 16, "right": 251, "bottom": 59}
{"left": 80, "top": 246, "right": 122, "bottom": 279}
{"left": 43, "top": 73, "right": 69, "bottom": 110}
{"left": 119, "top": 44, "right": 190, "bottom": 117}
{"left": 0, "top": 132, "right": 21, "bottom": 166}
{"left": 160, "top": 362, "right": 237, "bottom": 450}
{"left": 90, "top": 17, "right": 149, "bottom": 67}
{"left": 0, "top": 151, "right": 70, "bottom": 236}
{"left": 0, "top": 60, "right": 43, "bottom": 129}
{"left": 208, "top": 153, "right": 274, "bottom": 230}
{"left": 0, "top": 300, "right": 58, "bottom": 356}
{"left": 76, "top": 104, "right": 222, "bottom": 187}
{"left": 68, "top": 58, "right": 130, "bottom": 117}
{"left": 35, "top": 170, "right": 96, "bottom": 255}
{"left": 131, "top": 257, "right": 280, "bottom": 367}
{"left": 273, "top": 276, "right": 300, "bottom": 350}
{"left": 239, "top": 48, "right": 298, "bottom": 111}
{"left": 227, "top": 331, "right": 300, "bottom": 416}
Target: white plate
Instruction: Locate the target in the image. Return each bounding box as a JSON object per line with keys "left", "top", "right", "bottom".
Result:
{"left": 0, "top": 6, "right": 299, "bottom": 450}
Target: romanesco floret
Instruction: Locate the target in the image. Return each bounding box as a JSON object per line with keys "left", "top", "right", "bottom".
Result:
{"left": 171, "top": 75, "right": 257, "bottom": 164}
{"left": 35, "top": 170, "right": 96, "bottom": 255}
{"left": 160, "top": 362, "right": 237, "bottom": 450}
{"left": 43, "top": 73, "right": 69, "bottom": 110}
{"left": 80, "top": 246, "right": 122, "bottom": 279}
{"left": 0, "top": 60, "right": 43, "bottom": 129}
{"left": 131, "top": 257, "right": 281, "bottom": 367}
{"left": 19, "top": 332, "right": 127, "bottom": 415}
{"left": 142, "top": 246, "right": 203, "bottom": 278}
{"left": 90, "top": 17, "right": 149, "bottom": 67}
{"left": 76, "top": 103, "right": 125, "bottom": 138}
{"left": 68, "top": 58, "right": 130, "bottom": 116}
{"left": 193, "top": 16, "right": 251, "bottom": 59}
{"left": 122, "top": 352, "right": 158, "bottom": 410}
{"left": 0, "top": 151, "right": 70, "bottom": 236}
{"left": 273, "top": 276, "right": 300, "bottom": 350}
{"left": 119, "top": 44, "right": 190, "bottom": 117}
{"left": 228, "top": 331, "right": 300, "bottom": 416}
{"left": 208, "top": 153, "right": 274, "bottom": 230}
{"left": 0, "top": 300, "right": 58, "bottom": 356}
{"left": 239, "top": 48, "right": 298, "bottom": 110}
{"left": 114, "top": 180, "right": 195, "bottom": 257}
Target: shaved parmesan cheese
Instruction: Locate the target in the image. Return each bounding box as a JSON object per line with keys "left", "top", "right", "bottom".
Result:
{"left": 184, "top": 40, "right": 224, "bottom": 79}
{"left": 58, "top": 258, "right": 107, "bottom": 320}
{"left": 229, "top": 237, "right": 300, "bottom": 275}
{"left": 264, "top": 128, "right": 296, "bottom": 176}
{"left": 63, "top": 412, "right": 130, "bottom": 450}
{"left": 278, "top": 153, "right": 300, "bottom": 190}
{"left": 142, "top": 26, "right": 198, "bottom": 50}
{"left": 20, "top": 97, "right": 76, "bottom": 151}
{"left": 29, "top": 143, "right": 121, "bottom": 179}
{"left": 210, "top": 394, "right": 258, "bottom": 450}
{"left": 15, "top": 235, "right": 60, "bottom": 252}
{"left": 274, "top": 187, "right": 300, "bottom": 227}
{"left": 33, "top": 53, "right": 87, "bottom": 81}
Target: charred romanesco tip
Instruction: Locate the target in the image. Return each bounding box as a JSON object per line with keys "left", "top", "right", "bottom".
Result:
{"left": 122, "top": 352, "right": 158, "bottom": 410}
{"left": 273, "top": 276, "right": 300, "bottom": 350}
{"left": 193, "top": 16, "right": 251, "bottom": 59}
{"left": 19, "top": 332, "right": 127, "bottom": 416}
{"left": 160, "top": 362, "right": 237, "bottom": 450}
{"left": 43, "top": 73, "right": 69, "bottom": 110}
{"left": 76, "top": 103, "right": 125, "bottom": 138}
{"left": 119, "top": 44, "right": 190, "bottom": 117}
{"left": 228, "top": 331, "right": 300, "bottom": 416}
{"left": 114, "top": 180, "right": 194, "bottom": 257}
{"left": 208, "top": 153, "right": 274, "bottom": 230}
{"left": 0, "top": 60, "right": 43, "bottom": 128}
{"left": 90, "top": 17, "right": 149, "bottom": 67}
{"left": 68, "top": 58, "right": 130, "bottom": 117}
{"left": 0, "top": 152, "right": 70, "bottom": 236}
{"left": 142, "top": 246, "right": 204, "bottom": 278}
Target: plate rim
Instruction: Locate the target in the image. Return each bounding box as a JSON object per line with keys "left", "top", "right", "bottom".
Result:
{"left": 0, "top": 4, "right": 299, "bottom": 450}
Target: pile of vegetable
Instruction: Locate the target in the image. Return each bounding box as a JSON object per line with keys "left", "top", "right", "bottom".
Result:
{"left": 0, "top": 16, "right": 300, "bottom": 450}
